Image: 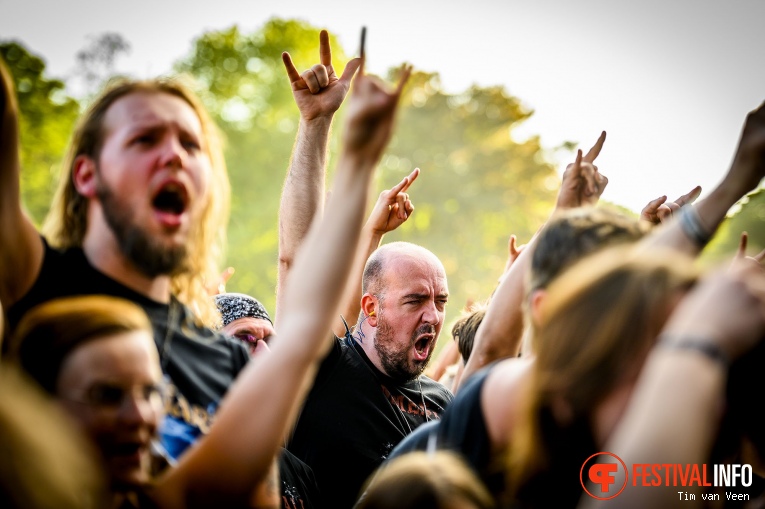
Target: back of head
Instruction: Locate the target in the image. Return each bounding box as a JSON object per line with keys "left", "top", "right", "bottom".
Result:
{"left": 358, "top": 451, "right": 494, "bottom": 509}
{"left": 510, "top": 246, "right": 698, "bottom": 499}
{"left": 452, "top": 306, "right": 486, "bottom": 362}
{"left": 42, "top": 77, "right": 230, "bottom": 325}
{"left": 530, "top": 207, "right": 648, "bottom": 292}
{"left": 9, "top": 295, "right": 152, "bottom": 395}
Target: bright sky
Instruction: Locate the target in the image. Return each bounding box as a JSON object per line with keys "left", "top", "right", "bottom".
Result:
{"left": 2, "top": 0, "right": 764, "bottom": 213}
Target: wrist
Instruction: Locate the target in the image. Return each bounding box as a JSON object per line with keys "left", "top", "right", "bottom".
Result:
{"left": 657, "top": 333, "right": 729, "bottom": 369}
{"left": 300, "top": 115, "right": 333, "bottom": 130}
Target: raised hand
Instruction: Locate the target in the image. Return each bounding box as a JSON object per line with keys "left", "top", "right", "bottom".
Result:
{"left": 732, "top": 231, "right": 765, "bottom": 271}
{"left": 342, "top": 62, "right": 412, "bottom": 164}
{"left": 641, "top": 185, "right": 702, "bottom": 225}
{"left": 282, "top": 30, "right": 362, "bottom": 121}
{"left": 662, "top": 263, "right": 765, "bottom": 363}
{"left": 728, "top": 101, "right": 765, "bottom": 194}
{"left": 206, "top": 266, "right": 235, "bottom": 296}
{"left": 555, "top": 131, "right": 609, "bottom": 210}
{"left": 366, "top": 168, "right": 419, "bottom": 235}
{"left": 503, "top": 235, "right": 526, "bottom": 273}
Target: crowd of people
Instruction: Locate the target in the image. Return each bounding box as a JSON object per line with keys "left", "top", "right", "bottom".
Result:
{"left": 1, "top": 27, "right": 765, "bottom": 509}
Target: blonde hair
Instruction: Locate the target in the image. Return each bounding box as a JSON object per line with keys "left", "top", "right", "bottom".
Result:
{"left": 358, "top": 451, "right": 494, "bottom": 509}
{"left": 42, "top": 77, "right": 229, "bottom": 324}
{"left": 509, "top": 246, "right": 698, "bottom": 497}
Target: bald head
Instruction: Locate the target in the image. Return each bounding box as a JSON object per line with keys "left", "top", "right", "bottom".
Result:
{"left": 362, "top": 242, "right": 445, "bottom": 299}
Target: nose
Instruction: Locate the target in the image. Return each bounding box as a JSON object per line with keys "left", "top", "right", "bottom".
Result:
{"left": 119, "top": 394, "right": 159, "bottom": 428}
{"left": 421, "top": 300, "right": 440, "bottom": 327}
{"left": 159, "top": 134, "right": 185, "bottom": 170}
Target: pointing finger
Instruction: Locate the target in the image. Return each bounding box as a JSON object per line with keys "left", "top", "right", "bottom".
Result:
{"left": 282, "top": 52, "right": 303, "bottom": 85}
{"left": 359, "top": 26, "right": 366, "bottom": 75}
{"left": 675, "top": 185, "right": 702, "bottom": 207}
{"left": 738, "top": 232, "right": 749, "bottom": 258}
{"left": 583, "top": 131, "right": 607, "bottom": 163}
{"left": 387, "top": 175, "right": 411, "bottom": 199}
{"left": 319, "top": 29, "right": 332, "bottom": 67}
{"left": 401, "top": 167, "right": 420, "bottom": 192}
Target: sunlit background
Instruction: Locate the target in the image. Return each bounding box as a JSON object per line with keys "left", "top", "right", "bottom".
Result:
{"left": 2, "top": 0, "right": 764, "bottom": 332}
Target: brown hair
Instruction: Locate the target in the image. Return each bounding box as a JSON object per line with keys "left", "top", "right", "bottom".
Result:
{"left": 509, "top": 246, "right": 698, "bottom": 495}
{"left": 451, "top": 305, "right": 486, "bottom": 362}
{"left": 358, "top": 451, "right": 494, "bottom": 509}
{"left": 530, "top": 207, "right": 648, "bottom": 292}
{"left": 9, "top": 295, "right": 153, "bottom": 394}
{"left": 42, "top": 77, "right": 230, "bottom": 324}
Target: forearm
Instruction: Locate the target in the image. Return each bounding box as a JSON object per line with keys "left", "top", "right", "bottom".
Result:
{"left": 333, "top": 225, "right": 383, "bottom": 337}
{"left": 278, "top": 151, "right": 373, "bottom": 338}
{"left": 457, "top": 236, "right": 536, "bottom": 391}
{"left": 0, "top": 58, "right": 42, "bottom": 307}
{"left": 164, "top": 151, "right": 375, "bottom": 506}
{"left": 276, "top": 117, "right": 333, "bottom": 317}
{"left": 581, "top": 349, "right": 725, "bottom": 509}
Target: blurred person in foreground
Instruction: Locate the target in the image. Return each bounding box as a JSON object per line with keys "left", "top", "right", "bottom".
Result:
{"left": 8, "top": 36, "right": 409, "bottom": 507}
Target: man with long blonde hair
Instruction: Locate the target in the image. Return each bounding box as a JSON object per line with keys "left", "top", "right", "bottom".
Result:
{"left": 0, "top": 59, "right": 247, "bottom": 460}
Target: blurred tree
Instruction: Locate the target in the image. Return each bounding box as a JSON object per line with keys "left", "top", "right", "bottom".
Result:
{"left": 175, "top": 19, "right": 558, "bottom": 324}
{"left": 174, "top": 19, "right": 353, "bottom": 313}
{"left": 0, "top": 41, "right": 80, "bottom": 225}
{"left": 72, "top": 32, "right": 130, "bottom": 97}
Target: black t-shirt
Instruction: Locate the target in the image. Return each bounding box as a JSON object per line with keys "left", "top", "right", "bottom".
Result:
{"left": 387, "top": 364, "right": 502, "bottom": 494}
{"left": 7, "top": 239, "right": 250, "bottom": 460}
{"left": 279, "top": 448, "right": 322, "bottom": 509}
{"left": 286, "top": 334, "right": 454, "bottom": 508}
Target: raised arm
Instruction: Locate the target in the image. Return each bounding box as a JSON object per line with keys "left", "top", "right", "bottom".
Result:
{"left": 456, "top": 133, "right": 608, "bottom": 391}
{"left": 153, "top": 53, "right": 413, "bottom": 509}
{"left": 640, "top": 185, "right": 701, "bottom": 226}
{"left": 332, "top": 167, "right": 418, "bottom": 337}
{"left": 639, "top": 102, "right": 765, "bottom": 256}
{"left": 0, "top": 56, "right": 44, "bottom": 310}
{"left": 276, "top": 30, "right": 361, "bottom": 319}
{"left": 580, "top": 262, "right": 765, "bottom": 509}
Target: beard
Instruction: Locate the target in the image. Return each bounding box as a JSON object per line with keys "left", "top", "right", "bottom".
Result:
{"left": 97, "top": 179, "right": 187, "bottom": 278}
{"left": 374, "top": 312, "right": 436, "bottom": 382}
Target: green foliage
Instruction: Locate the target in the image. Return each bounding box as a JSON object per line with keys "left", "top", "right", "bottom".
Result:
{"left": 1, "top": 41, "right": 80, "bottom": 225}
{"left": 175, "top": 19, "right": 353, "bottom": 312}
{"left": 175, "top": 19, "right": 557, "bottom": 323}
{"left": 8, "top": 19, "right": 561, "bottom": 332}
{"left": 702, "top": 189, "right": 765, "bottom": 265}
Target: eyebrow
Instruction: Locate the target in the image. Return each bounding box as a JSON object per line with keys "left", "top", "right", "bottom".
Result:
{"left": 401, "top": 293, "right": 430, "bottom": 301}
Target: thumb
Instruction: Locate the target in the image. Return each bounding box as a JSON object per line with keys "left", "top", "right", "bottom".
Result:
{"left": 340, "top": 57, "right": 362, "bottom": 84}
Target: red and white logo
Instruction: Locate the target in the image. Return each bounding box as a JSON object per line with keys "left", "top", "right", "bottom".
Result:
{"left": 580, "top": 452, "right": 628, "bottom": 500}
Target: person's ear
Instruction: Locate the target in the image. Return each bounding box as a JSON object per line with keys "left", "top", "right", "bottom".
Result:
{"left": 72, "top": 155, "right": 98, "bottom": 198}
{"left": 361, "top": 294, "right": 378, "bottom": 327}
{"left": 530, "top": 288, "right": 547, "bottom": 327}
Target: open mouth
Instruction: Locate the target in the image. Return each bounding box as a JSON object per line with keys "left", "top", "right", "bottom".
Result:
{"left": 413, "top": 335, "right": 433, "bottom": 361}
{"left": 152, "top": 182, "right": 189, "bottom": 217}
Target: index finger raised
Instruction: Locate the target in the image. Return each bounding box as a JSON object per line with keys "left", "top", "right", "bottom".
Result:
{"left": 400, "top": 167, "right": 420, "bottom": 192}
{"left": 319, "top": 30, "right": 332, "bottom": 67}
{"left": 281, "top": 52, "right": 302, "bottom": 84}
{"left": 583, "top": 131, "right": 607, "bottom": 163}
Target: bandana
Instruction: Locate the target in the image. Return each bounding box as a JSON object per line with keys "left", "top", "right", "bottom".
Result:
{"left": 214, "top": 293, "right": 272, "bottom": 328}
